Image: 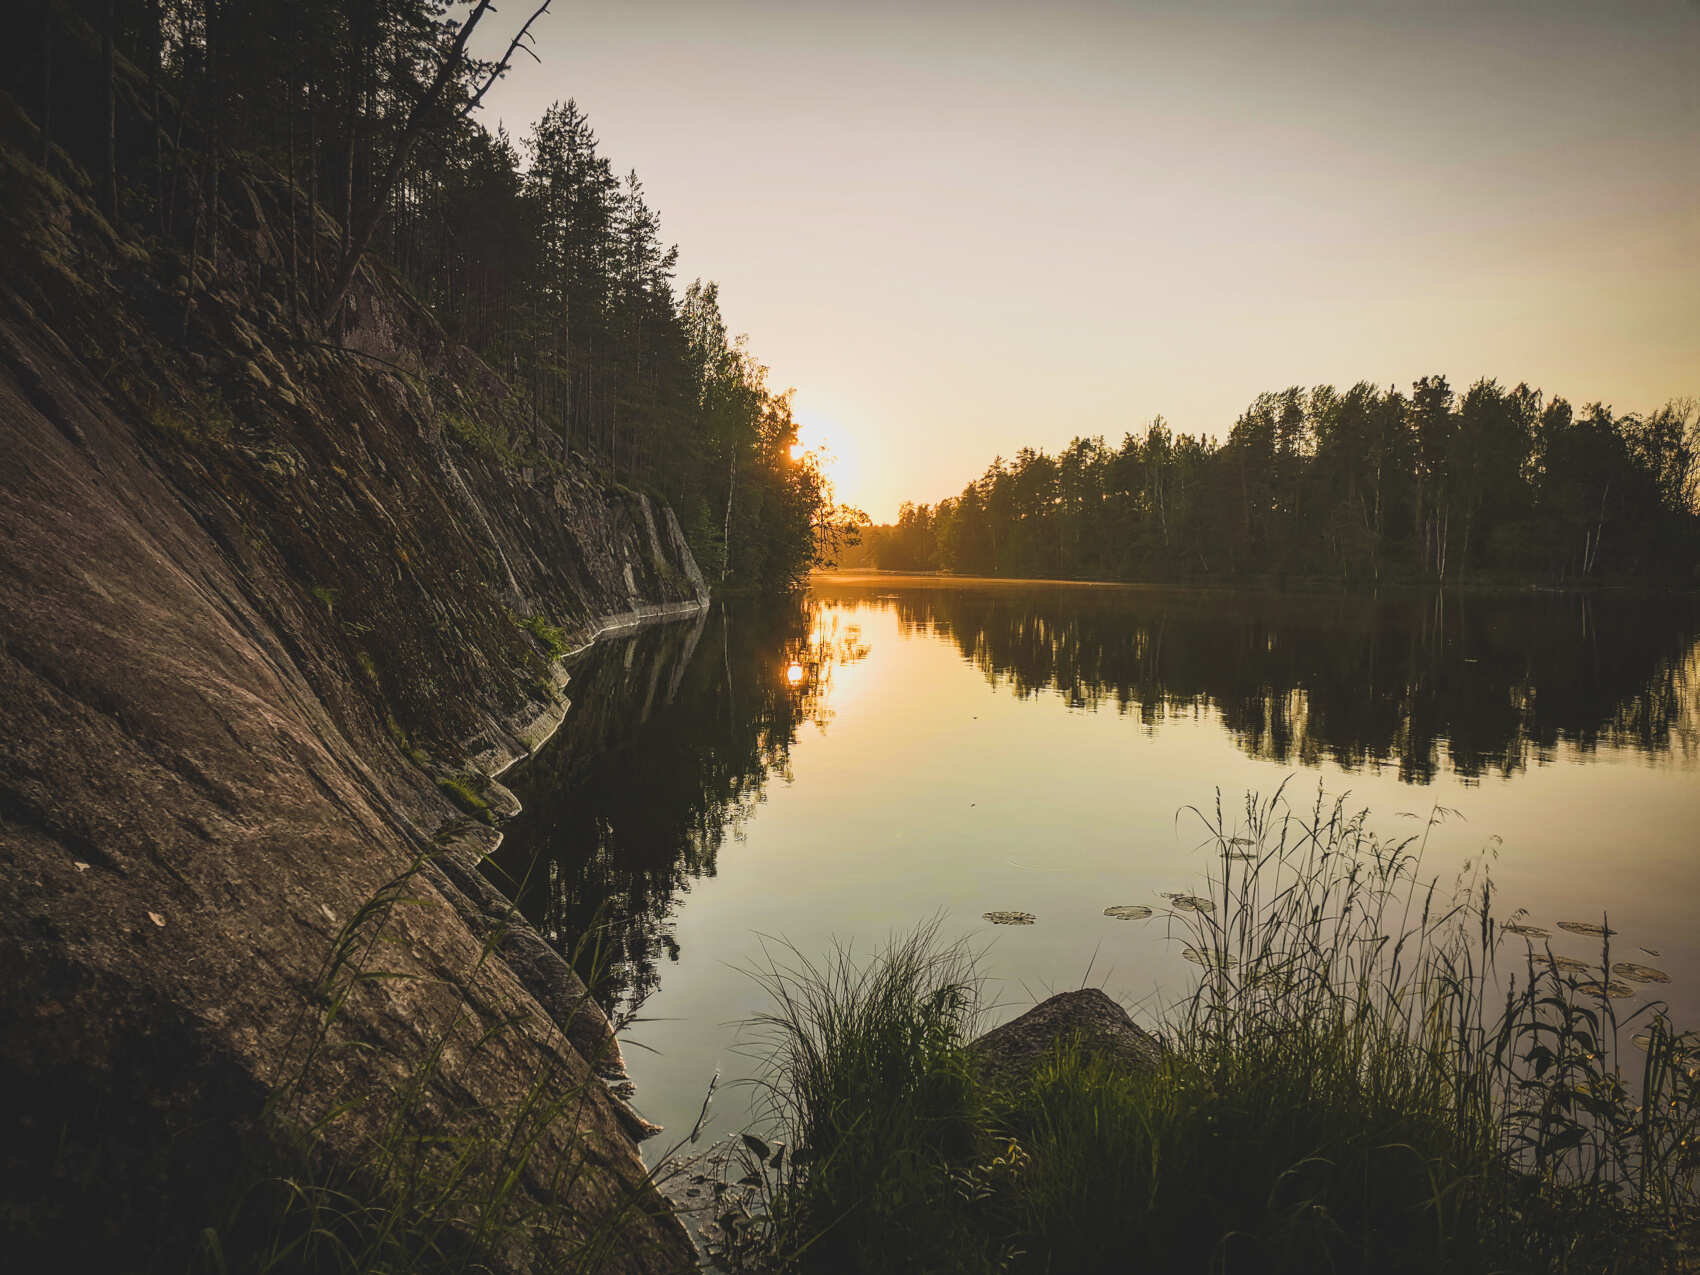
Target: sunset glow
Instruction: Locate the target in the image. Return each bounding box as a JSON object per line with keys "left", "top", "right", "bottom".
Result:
{"left": 479, "top": 2, "right": 1698, "bottom": 522}
{"left": 793, "top": 408, "right": 859, "bottom": 502}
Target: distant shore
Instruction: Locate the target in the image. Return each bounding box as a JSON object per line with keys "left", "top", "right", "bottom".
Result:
{"left": 813, "top": 566, "right": 1700, "bottom": 597}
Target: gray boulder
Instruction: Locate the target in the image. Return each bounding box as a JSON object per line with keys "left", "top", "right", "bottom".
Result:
{"left": 968, "top": 989, "right": 1161, "bottom": 1092}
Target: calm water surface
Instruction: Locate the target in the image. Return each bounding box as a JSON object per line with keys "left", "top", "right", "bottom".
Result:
{"left": 491, "top": 573, "right": 1700, "bottom": 1148}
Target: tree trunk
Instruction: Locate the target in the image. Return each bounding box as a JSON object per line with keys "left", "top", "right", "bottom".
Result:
{"left": 287, "top": 70, "right": 299, "bottom": 327}
{"left": 307, "top": 85, "right": 318, "bottom": 300}
{"left": 102, "top": 0, "right": 118, "bottom": 223}
{"left": 321, "top": 0, "right": 548, "bottom": 327}
{"left": 39, "top": 0, "right": 53, "bottom": 168}
{"left": 206, "top": 0, "right": 221, "bottom": 273}
{"left": 722, "top": 447, "right": 737, "bottom": 584}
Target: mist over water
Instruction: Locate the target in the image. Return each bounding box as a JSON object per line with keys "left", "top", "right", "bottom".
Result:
{"left": 492, "top": 576, "right": 1700, "bottom": 1146}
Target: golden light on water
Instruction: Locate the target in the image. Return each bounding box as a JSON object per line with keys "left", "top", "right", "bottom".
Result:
{"left": 785, "top": 661, "right": 805, "bottom": 686}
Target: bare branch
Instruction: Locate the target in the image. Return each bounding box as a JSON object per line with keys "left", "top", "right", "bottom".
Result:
{"left": 458, "top": 1, "right": 553, "bottom": 122}
{"left": 321, "top": 0, "right": 553, "bottom": 326}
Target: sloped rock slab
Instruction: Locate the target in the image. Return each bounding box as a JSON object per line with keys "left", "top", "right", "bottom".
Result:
{"left": 967, "top": 988, "right": 1160, "bottom": 1092}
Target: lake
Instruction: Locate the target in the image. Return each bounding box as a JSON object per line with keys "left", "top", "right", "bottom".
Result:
{"left": 490, "top": 573, "right": 1700, "bottom": 1150}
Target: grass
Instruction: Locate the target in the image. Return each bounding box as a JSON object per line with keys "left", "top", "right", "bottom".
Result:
{"left": 724, "top": 785, "right": 1700, "bottom": 1274}
{"left": 200, "top": 847, "right": 674, "bottom": 1274}
{"left": 735, "top": 923, "right": 1007, "bottom": 1273}
{"left": 516, "top": 613, "right": 572, "bottom": 662}
{"left": 441, "top": 407, "right": 518, "bottom": 467}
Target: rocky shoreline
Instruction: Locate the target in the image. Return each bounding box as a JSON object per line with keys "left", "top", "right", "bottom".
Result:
{"left": 0, "top": 109, "right": 704, "bottom": 1272}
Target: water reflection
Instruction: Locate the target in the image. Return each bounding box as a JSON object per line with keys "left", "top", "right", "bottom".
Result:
{"left": 488, "top": 598, "right": 865, "bottom": 1022}
{"left": 493, "top": 580, "right": 1699, "bottom": 1027}
{"left": 825, "top": 581, "right": 1700, "bottom": 784}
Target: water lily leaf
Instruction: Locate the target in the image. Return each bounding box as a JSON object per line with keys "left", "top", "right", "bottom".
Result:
{"left": 1103, "top": 905, "right": 1153, "bottom": 921}
{"left": 1502, "top": 922, "right": 1550, "bottom": 939}
{"left": 1546, "top": 955, "right": 1592, "bottom": 973}
{"left": 1555, "top": 920, "right": 1618, "bottom": 937}
{"left": 1611, "top": 962, "right": 1670, "bottom": 984}
{"left": 1573, "top": 979, "right": 1635, "bottom": 1000}
{"left": 1162, "top": 892, "right": 1216, "bottom": 914}
{"left": 983, "top": 910, "right": 1036, "bottom": 926}
{"left": 1632, "top": 1031, "right": 1700, "bottom": 1062}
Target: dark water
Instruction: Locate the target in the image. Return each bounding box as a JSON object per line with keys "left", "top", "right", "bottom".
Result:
{"left": 490, "top": 575, "right": 1700, "bottom": 1148}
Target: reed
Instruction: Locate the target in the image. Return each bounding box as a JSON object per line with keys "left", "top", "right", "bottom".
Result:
{"left": 730, "top": 785, "right": 1700, "bottom": 1273}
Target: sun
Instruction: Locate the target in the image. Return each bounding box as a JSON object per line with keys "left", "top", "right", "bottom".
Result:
{"left": 791, "top": 408, "right": 860, "bottom": 502}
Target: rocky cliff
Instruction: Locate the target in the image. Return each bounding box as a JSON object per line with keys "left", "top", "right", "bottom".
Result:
{"left": 0, "top": 94, "right": 702, "bottom": 1271}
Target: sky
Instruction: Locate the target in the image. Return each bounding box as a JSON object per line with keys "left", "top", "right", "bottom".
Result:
{"left": 476, "top": 1, "right": 1700, "bottom": 522}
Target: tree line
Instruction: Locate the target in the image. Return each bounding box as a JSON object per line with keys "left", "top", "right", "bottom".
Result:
{"left": 849, "top": 379, "right": 1699, "bottom": 587}
{"left": 8, "top": 0, "right": 854, "bottom": 589}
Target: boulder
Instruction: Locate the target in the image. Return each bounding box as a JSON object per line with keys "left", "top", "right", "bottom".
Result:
{"left": 968, "top": 989, "right": 1161, "bottom": 1091}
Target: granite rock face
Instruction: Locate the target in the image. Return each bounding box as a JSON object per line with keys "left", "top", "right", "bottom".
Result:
{"left": 968, "top": 989, "right": 1162, "bottom": 1092}
{"left": 0, "top": 114, "right": 701, "bottom": 1273}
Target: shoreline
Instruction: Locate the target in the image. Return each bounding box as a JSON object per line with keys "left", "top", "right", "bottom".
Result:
{"left": 813, "top": 567, "right": 1700, "bottom": 599}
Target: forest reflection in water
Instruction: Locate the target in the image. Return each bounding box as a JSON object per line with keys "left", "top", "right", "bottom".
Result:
{"left": 849, "top": 578, "right": 1700, "bottom": 784}
{"left": 491, "top": 579, "right": 1700, "bottom": 1033}
{"left": 489, "top": 599, "right": 870, "bottom": 1021}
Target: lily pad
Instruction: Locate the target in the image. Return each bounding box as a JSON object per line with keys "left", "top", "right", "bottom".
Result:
{"left": 1641, "top": 947, "right": 1662, "bottom": 958}
{"left": 1611, "top": 962, "right": 1671, "bottom": 984}
{"left": 983, "top": 910, "right": 1036, "bottom": 926}
{"left": 1547, "top": 955, "right": 1593, "bottom": 974}
{"left": 1502, "top": 922, "right": 1550, "bottom": 939}
{"left": 1555, "top": 920, "right": 1618, "bottom": 938}
{"left": 1574, "top": 979, "right": 1635, "bottom": 1000}
{"left": 1630, "top": 1031, "right": 1700, "bottom": 1059}
{"left": 1181, "top": 946, "right": 1238, "bottom": 970}
{"left": 1162, "top": 892, "right": 1216, "bottom": 914}
{"left": 1104, "top": 905, "right": 1154, "bottom": 921}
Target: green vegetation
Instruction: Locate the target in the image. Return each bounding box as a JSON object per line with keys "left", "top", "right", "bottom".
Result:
{"left": 848, "top": 381, "right": 1699, "bottom": 586}
{"left": 10, "top": 1, "right": 848, "bottom": 593}
{"left": 738, "top": 926, "right": 1006, "bottom": 1274}
{"left": 201, "top": 850, "right": 669, "bottom": 1274}
{"left": 436, "top": 777, "right": 494, "bottom": 826}
{"left": 517, "top": 614, "right": 572, "bottom": 663}
{"left": 441, "top": 408, "right": 517, "bottom": 467}
{"left": 143, "top": 383, "right": 235, "bottom": 449}
{"left": 727, "top": 789, "right": 1700, "bottom": 1273}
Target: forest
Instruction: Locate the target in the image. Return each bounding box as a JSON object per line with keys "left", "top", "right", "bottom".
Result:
{"left": 850, "top": 379, "right": 1700, "bottom": 587}
{"left": 8, "top": 0, "right": 851, "bottom": 589}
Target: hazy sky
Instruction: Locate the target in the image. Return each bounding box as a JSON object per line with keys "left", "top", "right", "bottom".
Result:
{"left": 478, "top": 1, "right": 1699, "bottom": 521}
